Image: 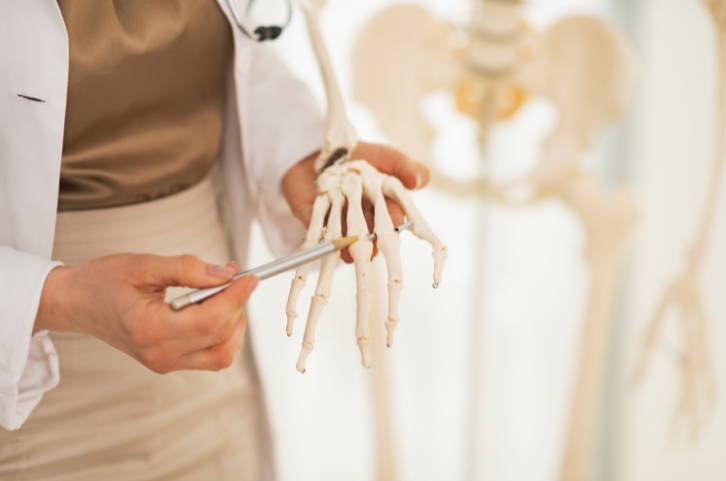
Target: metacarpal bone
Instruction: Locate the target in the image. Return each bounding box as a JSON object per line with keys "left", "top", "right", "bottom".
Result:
{"left": 382, "top": 175, "right": 448, "bottom": 286}
{"left": 285, "top": 193, "right": 331, "bottom": 336}
{"left": 316, "top": 188, "right": 344, "bottom": 294}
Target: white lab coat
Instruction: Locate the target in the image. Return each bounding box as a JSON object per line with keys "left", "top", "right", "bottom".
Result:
{"left": 0, "top": 0, "right": 323, "bottom": 430}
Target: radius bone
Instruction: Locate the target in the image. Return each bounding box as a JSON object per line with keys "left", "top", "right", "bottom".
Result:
{"left": 298, "top": 0, "right": 358, "bottom": 171}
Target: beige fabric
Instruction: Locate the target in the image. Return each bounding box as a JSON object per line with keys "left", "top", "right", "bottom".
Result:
{"left": 0, "top": 176, "right": 273, "bottom": 480}
{"left": 56, "top": 0, "right": 234, "bottom": 211}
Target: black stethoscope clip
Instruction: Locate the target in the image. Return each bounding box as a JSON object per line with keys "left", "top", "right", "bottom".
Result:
{"left": 226, "top": 0, "right": 292, "bottom": 42}
{"left": 254, "top": 25, "right": 284, "bottom": 41}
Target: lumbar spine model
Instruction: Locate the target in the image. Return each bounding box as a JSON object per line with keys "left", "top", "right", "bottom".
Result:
{"left": 286, "top": 0, "right": 447, "bottom": 373}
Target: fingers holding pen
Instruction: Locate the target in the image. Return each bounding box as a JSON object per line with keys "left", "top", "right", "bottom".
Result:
{"left": 46, "top": 253, "right": 259, "bottom": 375}
{"left": 170, "top": 274, "right": 258, "bottom": 337}
{"left": 160, "top": 310, "right": 249, "bottom": 373}
{"left": 160, "top": 275, "right": 255, "bottom": 373}
{"left": 141, "top": 254, "right": 239, "bottom": 290}
{"left": 127, "top": 272, "right": 258, "bottom": 374}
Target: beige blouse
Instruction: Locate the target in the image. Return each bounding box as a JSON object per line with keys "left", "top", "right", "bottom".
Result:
{"left": 57, "top": 0, "right": 234, "bottom": 211}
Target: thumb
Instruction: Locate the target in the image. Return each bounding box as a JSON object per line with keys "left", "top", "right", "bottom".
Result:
{"left": 151, "top": 254, "right": 236, "bottom": 288}
{"left": 197, "top": 274, "right": 259, "bottom": 316}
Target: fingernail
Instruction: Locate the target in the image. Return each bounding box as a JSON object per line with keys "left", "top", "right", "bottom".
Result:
{"left": 229, "top": 261, "right": 241, "bottom": 275}
{"left": 210, "top": 265, "right": 235, "bottom": 279}
{"left": 248, "top": 276, "right": 259, "bottom": 294}
{"left": 414, "top": 172, "right": 423, "bottom": 190}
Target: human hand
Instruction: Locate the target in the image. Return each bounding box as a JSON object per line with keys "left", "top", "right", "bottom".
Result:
{"left": 35, "top": 254, "right": 257, "bottom": 374}
{"left": 282, "top": 141, "right": 430, "bottom": 263}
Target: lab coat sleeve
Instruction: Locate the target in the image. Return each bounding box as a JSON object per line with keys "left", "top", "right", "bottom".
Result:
{"left": 0, "top": 246, "right": 62, "bottom": 431}
{"left": 242, "top": 43, "right": 325, "bottom": 258}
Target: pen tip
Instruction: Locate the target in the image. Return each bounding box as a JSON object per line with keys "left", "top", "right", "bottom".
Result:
{"left": 332, "top": 235, "right": 358, "bottom": 251}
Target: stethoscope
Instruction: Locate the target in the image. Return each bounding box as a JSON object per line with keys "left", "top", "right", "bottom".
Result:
{"left": 225, "top": 0, "right": 293, "bottom": 41}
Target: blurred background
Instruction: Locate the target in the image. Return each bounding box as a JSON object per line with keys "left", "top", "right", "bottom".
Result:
{"left": 244, "top": 0, "right": 726, "bottom": 480}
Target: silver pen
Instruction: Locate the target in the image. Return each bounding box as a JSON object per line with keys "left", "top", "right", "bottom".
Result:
{"left": 170, "top": 221, "right": 414, "bottom": 311}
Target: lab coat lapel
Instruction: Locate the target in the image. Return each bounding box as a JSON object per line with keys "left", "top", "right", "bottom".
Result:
{"left": 215, "top": 0, "right": 257, "bottom": 198}
{"left": 0, "top": 0, "right": 68, "bottom": 258}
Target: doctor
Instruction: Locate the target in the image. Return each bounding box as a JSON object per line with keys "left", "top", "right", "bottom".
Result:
{"left": 0, "top": 0, "right": 429, "bottom": 479}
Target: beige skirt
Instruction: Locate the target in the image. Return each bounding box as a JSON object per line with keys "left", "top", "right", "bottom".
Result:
{"left": 0, "top": 176, "right": 273, "bottom": 481}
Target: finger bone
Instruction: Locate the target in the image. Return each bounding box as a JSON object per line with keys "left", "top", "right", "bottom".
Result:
{"left": 295, "top": 187, "right": 345, "bottom": 372}
{"left": 359, "top": 167, "right": 405, "bottom": 347}
{"left": 285, "top": 194, "right": 331, "bottom": 335}
{"left": 341, "top": 173, "right": 375, "bottom": 367}
{"left": 296, "top": 294, "right": 328, "bottom": 372}
{"left": 382, "top": 176, "right": 448, "bottom": 285}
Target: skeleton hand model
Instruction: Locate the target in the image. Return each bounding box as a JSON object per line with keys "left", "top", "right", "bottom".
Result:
{"left": 353, "top": 3, "right": 636, "bottom": 481}
{"left": 286, "top": 0, "right": 447, "bottom": 372}
{"left": 633, "top": 260, "right": 715, "bottom": 440}
{"left": 633, "top": 0, "right": 722, "bottom": 440}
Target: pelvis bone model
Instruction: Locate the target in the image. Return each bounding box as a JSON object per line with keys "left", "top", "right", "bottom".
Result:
{"left": 353, "top": 1, "right": 637, "bottom": 480}
{"left": 285, "top": 0, "right": 447, "bottom": 373}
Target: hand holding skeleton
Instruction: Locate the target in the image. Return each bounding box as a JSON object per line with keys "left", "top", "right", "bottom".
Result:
{"left": 283, "top": 142, "right": 429, "bottom": 263}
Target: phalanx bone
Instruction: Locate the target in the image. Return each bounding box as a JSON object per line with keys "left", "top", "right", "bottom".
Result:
{"left": 285, "top": 0, "right": 448, "bottom": 372}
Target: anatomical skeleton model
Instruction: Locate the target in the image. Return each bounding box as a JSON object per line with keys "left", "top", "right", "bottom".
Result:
{"left": 285, "top": 0, "right": 448, "bottom": 374}
{"left": 353, "top": 1, "right": 637, "bottom": 480}
{"left": 633, "top": 0, "right": 722, "bottom": 441}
